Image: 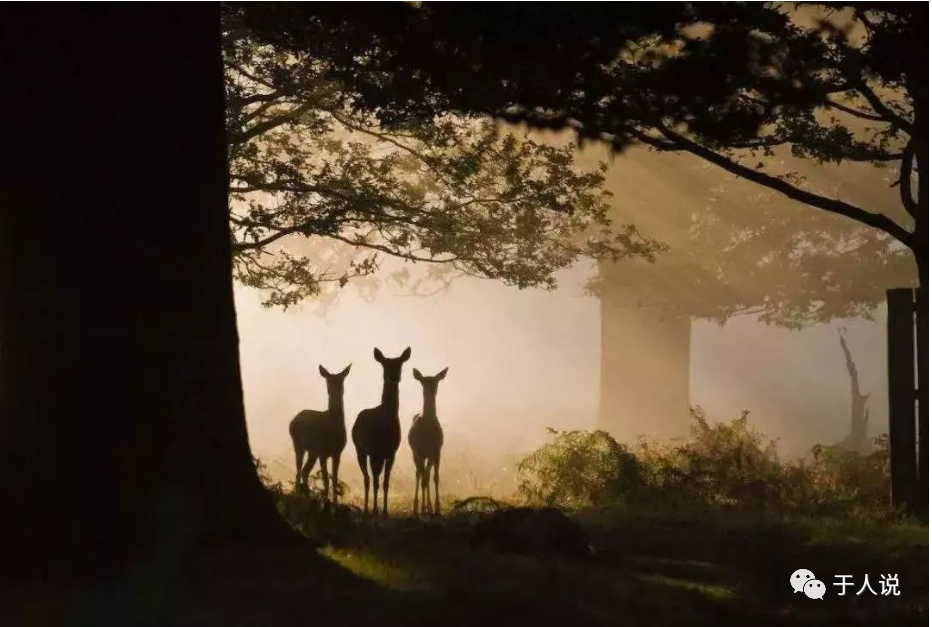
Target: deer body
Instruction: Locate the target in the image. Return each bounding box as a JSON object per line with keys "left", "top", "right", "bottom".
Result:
{"left": 352, "top": 347, "right": 410, "bottom": 515}
{"left": 408, "top": 367, "right": 447, "bottom": 515}
{"left": 289, "top": 364, "right": 351, "bottom": 503}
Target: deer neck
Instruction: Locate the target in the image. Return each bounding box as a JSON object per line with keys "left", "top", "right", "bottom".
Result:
{"left": 380, "top": 379, "right": 400, "bottom": 413}
{"left": 422, "top": 391, "right": 438, "bottom": 419}
{"left": 327, "top": 394, "right": 344, "bottom": 419}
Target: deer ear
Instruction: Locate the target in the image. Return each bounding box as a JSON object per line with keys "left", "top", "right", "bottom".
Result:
{"left": 437, "top": 367, "right": 448, "bottom": 380}
{"left": 401, "top": 347, "right": 411, "bottom": 361}
{"left": 340, "top": 363, "right": 352, "bottom": 377}
{"left": 413, "top": 368, "right": 423, "bottom": 381}
{"left": 319, "top": 365, "right": 330, "bottom": 377}
{"left": 374, "top": 348, "right": 385, "bottom": 363}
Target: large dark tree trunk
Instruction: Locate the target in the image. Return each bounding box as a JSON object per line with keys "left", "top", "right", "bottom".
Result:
{"left": 0, "top": 5, "right": 295, "bottom": 578}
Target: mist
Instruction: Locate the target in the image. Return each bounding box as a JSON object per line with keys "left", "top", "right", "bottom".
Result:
{"left": 236, "top": 136, "right": 907, "bottom": 492}
{"left": 236, "top": 258, "right": 600, "bottom": 489}
{"left": 236, "top": 140, "right": 896, "bottom": 485}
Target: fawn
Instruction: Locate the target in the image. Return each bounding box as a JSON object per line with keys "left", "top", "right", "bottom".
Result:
{"left": 352, "top": 347, "right": 410, "bottom": 515}
{"left": 289, "top": 363, "right": 351, "bottom": 504}
{"left": 408, "top": 367, "right": 447, "bottom": 515}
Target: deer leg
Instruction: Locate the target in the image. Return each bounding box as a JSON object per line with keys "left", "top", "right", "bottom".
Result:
{"left": 293, "top": 445, "right": 306, "bottom": 492}
{"left": 421, "top": 460, "right": 431, "bottom": 515}
{"left": 300, "top": 454, "right": 317, "bottom": 494}
{"left": 420, "top": 458, "right": 430, "bottom": 514}
{"left": 433, "top": 453, "right": 441, "bottom": 515}
{"left": 382, "top": 455, "right": 395, "bottom": 517}
{"left": 331, "top": 455, "right": 341, "bottom": 505}
{"left": 370, "top": 457, "right": 385, "bottom": 516}
{"left": 412, "top": 455, "right": 421, "bottom": 515}
{"left": 319, "top": 456, "right": 330, "bottom": 504}
{"left": 357, "top": 451, "right": 369, "bottom": 514}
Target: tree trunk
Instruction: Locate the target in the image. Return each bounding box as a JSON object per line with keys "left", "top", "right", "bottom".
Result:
{"left": 912, "top": 103, "right": 928, "bottom": 519}
{"left": 0, "top": 5, "right": 296, "bottom": 578}
{"left": 835, "top": 331, "right": 871, "bottom": 453}
{"left": 599, "top": 279, "right": 691, "bottom": 441}
{"left": 913, "top": 251, "right": 928, "bottom": 519}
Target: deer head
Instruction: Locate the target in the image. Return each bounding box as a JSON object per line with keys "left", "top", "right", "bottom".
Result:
{"left": 413, "top": 367, "right": 448, "bottom": 396}
{"left": 319, "top": 363, "right": 351, "bottom": 397}
{"left": 373, "top": 347, "right": 411, "bottom": 382}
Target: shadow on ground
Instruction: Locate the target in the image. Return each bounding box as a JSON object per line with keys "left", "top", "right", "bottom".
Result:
{"left": 4, "top": 510, "right": 927, "bottom": 627}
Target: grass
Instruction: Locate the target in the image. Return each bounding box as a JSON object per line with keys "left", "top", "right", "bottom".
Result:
{"left": 4, "top": 501, "right": 926, "bottom": 626}
{"left": 305, "top": 503, "right": 927, "bottom": 627}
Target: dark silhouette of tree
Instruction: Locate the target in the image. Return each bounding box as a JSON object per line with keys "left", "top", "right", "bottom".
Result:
{"left": 242, "top": 2, "right": 924, "bottom": 288}
{"left": 0, "top": 5, "right": 295, "bottom": 578}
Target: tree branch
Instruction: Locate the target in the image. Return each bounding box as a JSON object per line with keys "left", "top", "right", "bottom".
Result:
{"left": 852, "top": 79, "right": 913, "bottom": 134}
{"left": 825, "top": 97, "right": 887, "bottom": 123}
{"left": 328, "top": 111, "right": 464, "bottom": 193}
{"left": 232, "top": 224, "right": 304, "bottom": 252}
{"left": 324, "top": 232, "right": 461, "bottom": 264}
{"left": 230, "top": 102, "right": 315, "bottom": 144}
{"left": 899, "top": 138, "right": 918, "bottom": 219}
{"left": 655, "top": 125, "right": 914, "bottom": 246}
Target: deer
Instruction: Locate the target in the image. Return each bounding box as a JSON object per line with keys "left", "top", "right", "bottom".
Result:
{"left": 352, "top": 347, "right": 410, "bottom": 515}
{"left": 288, "top": 363, "right": 351, "bottom": 504}
{"left": 408, "top": 367, "right": 448, "bottom": 515}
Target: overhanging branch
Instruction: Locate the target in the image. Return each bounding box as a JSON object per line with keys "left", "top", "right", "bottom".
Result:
{"left": 852, "top": 80, "right": 913, "bottom": 134}
{"left": 655, "top": 125, "right": 914, "bottom": 246}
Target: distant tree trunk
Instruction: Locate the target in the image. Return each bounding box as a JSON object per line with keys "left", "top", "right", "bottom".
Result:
{"left": 598, "top": 278, "right": 691, "bottom": 441}
{"left": 835, "top": 330, "right": 871, "bottom": 454}
{"left": 0, "top": 5, "right": 295, "bottom": 578}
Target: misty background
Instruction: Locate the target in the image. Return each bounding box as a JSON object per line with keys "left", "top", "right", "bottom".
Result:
{"left": 236, "top": 141, "right": 897, "bottom": 490}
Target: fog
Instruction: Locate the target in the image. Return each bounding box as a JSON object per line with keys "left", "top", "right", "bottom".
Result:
{"left": 236, "top": 259, "right": 600, "bottom": 490}
{"left": 236, "top": 143, "right": 909, "bottom": 492}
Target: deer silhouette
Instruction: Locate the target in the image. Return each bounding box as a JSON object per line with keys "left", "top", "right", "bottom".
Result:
{"left": 289, "top": 363, "right": 351, "bottom": 504}
{"left": 352, "top": 347, "right": 410, "bottom": 515}
{"left": 408, "top": 367, "right": 447, "bottom": 515}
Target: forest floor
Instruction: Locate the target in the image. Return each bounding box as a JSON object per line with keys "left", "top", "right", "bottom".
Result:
{"left": 5, "top": 506, "right": 927, "bottom": 627}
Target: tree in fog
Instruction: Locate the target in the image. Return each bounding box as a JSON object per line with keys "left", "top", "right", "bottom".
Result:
{"left": 243, "top": 2, "right": 923, "bottom": 308}
{"left": 223, "top": 20, "right": 661, "bottom": 308}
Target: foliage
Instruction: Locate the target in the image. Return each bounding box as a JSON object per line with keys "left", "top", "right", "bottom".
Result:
{"left": 588, "top": 158, "right": 915, "bottom": 327}
{"left": 635, "top": 408, "right": 784, "bottom": 510}
{"left": 517, "top": 429, "right": 643, "bottom": 508}
{"left": 254, "top": 456, "right": 354, "bottom": 542}
{"left": 242, "top": 2, "right": 925, "bottom": 301}
{"left": 780, "top": 436, "right": 892, "bottom": 517}
{"left": 222, "top": 12, "right": 663, "bottom": 307}
{"left": 517, "top": 408, "right": 896, "bottom": 518}
{"left": 253, "top": 456, "right": 286, "bottom": 498}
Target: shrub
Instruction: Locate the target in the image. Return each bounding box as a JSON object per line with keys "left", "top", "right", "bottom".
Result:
{"left": 516, "top": 408, "right": 896, "bottom": 519}
{"left": 517, "top": 428, "right": 642, "bottom": 507}
{"left": 254, "top": 456, "right": 355, "bottom": 542}
{"left": 635, "top": 408, "right": 784, "bottom": 510}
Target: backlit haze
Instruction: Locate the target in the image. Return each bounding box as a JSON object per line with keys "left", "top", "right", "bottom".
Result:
{"left": 236, "top": 143, "right": 905, "bottom": 492}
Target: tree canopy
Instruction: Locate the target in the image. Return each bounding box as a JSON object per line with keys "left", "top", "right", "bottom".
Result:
{"left": 241, "top": 2, "right": 925, "bottom": 285}
{"left": 591, "top": 148, "right": 915, "bottom": 327}
{"left": 223, "top": 14, "right": 662, "bottom": 307}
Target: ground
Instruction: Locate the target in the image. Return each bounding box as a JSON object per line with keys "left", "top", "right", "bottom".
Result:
{"left": 5, "top": 505, "right": 926, "bottom": 626}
